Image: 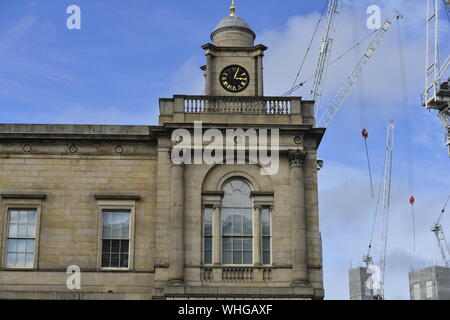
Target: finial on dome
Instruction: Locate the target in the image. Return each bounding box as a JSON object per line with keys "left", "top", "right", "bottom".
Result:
{"left": 230, "top": 0, "right": 236, "bottom": 16}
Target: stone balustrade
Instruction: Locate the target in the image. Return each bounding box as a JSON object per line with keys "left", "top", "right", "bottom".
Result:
{"left": 183, "top": 96, "right": 293, "bottom": 114}
{"left": 200, "top": 267, "right": 274, "bottom": 282}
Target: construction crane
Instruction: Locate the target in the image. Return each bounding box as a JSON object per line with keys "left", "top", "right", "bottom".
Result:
{"left": 318, "top": 12, "right": 402, "bottom": 128}
{"left": 431, "top": 195, "right": 450, "bottom": 267}
{"left": 363, "top": 121, "right": 395, "bottom": 300}
{"left": 423, "top": 0, "right": 450, "bottom": 157}
{"left": 310, "top": 0, "right": 341, "bottom": 117}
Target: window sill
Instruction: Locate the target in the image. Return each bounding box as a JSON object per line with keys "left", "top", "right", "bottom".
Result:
{"left": 3, "top": 267, "right": 35, "bottom": 271}
{"left": 100, "top": 267, "right": 131, "bottom": 272}
{"left": 201, "top": 264, "right": 274, "bottom": 267}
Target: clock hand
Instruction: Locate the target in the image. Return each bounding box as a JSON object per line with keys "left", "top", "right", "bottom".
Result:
{"left": 234, "top": 67, "right": 240, "bottom": 80}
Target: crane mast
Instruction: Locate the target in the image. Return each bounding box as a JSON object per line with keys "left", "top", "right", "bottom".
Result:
{"left": 318, "top": 13, "right": 402, "bottom": 128}
{"left": 424, "top": 0, "right": 450, "bottom": 156}
{"left": 311, "top": 0, "right": 341, "bottom": 117}
{"left": 431, "top": 195, "right": 450, "bottom": 267}
{"left": 376, "top": 121, "right": 395, "bottom": 300}
{"left": 431, "top": 224, "right": 450, "bottom": 266}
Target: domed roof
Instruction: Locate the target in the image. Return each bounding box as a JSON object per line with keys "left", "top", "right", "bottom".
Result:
{"left": 213, "top": 15, "right": 254, "bottom": 34}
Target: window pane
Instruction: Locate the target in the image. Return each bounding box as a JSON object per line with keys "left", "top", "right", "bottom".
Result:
{"left": 101, "top": 254, "right": 110, "bottom": 267}
{"left": 243, "top": 238, "right": 252, "bottom": 250}
{"left": 204, "top": 207, "right": 213, "bottom": 235}
{"left": 121, "top": 254, "right": 129, "bottom": 268}
{"left": 111, "top": 221, "right": 121, "bottom": 238}
{"left": 18, "top": 224, "right": 27, "bottom": 237}
{"left": 7, "top": 253, "right": 16, "bottom": 267}
{"left": 230, "top": 180, "right": 242, "bottom": 191}
{"left": 120, "top": 221, "right": 129, "bottom": 239}
{"left": 222, "top": 192, "right": 233, "bottom": 207}
{"left": 243, "top": 209, "right": 252, "bottom": 235}
{"left": 27, "top": 211, "right": 36, "bottom": 223}
{"left": 233, "top": 251, "right": 242, "bottom": 264}
{"left": 120, "top": 240, "right": 129, "bottom": 254}
{"left": 241, "top": 183, "right": 251, "bottom": 196}
{"left": 7, "top": 239, "right": 17, "bottom": 253}
{"left": 262, "top": 224, "right": 270, "bottom": 236}
{"left": 243, "top": 251, "right": 252, "bottom": 264}
{"left": 110, "top": 254, "right": 119, "bottom": 267}
{"left": 18, "top": 212, "right": 27, "bottom": 223}
{"left": 233, "top": 238, "right": 243, "bottom": 250}
{"left": 204, "top": 223, "right": 212, "bottom": 235}
{"left": 262, "top": 208, "right": 270, "bottom": 235}
{"left": 8, "top": 223, "right": 18, "bottom": 238}
{"left": 121, "top": 212, "right": 130, "bottom": 239}
{"left": 16, "top": 253, "right": 25, "bottom": 266}
{"left": 112, "top": 211, "right": 121, "bottom": 225}
{"left": 204, "top": 250, "right": 212, "bottom": 265}
{"left": 111, "top": 240, "right": 120, "bottom": 253}
{"left": 204, "top": 208, "right": 212, "bottom": 223}
{"left": 103, "top": 211, "right": 112, "bottom": 226}
{"left": 223, "top": 183, "right": 233, "bottom": 194}
{"left": 102, "top": 240, "right": 111, "bottom": 254}
{"left": 223, "top": 250, "right": 232, "bottom": 264}
{"left": 263, "top": 252, "right": 271, "bottom": 265}
{"left": 222, "top": 238, "right": 232, "bottom": 250}
{"left": 26, "top": 239, "right": 35, "bottom": 253}
{"left": 9, "top": 211, "right": 19, "bottom": 223}
{"left": 231, "top": 190, "right": 242, "bottom": 207}
{"left": 222, "top": 210, "right": 232, "bottom": 235}
{"left": 27, "top": 224, "right": 36, "bottom": 238}
{"left": 204, "top": 237, "right": 212, "bottom": 250}
{"left": 262, "top": 237, "right": 271, "bottom": 251}
{"left": 102, "top": 214, "right": 112, "bottom": 238}
{"left": 232, "top": 211, "right": 243, "bottom": 235}
{"left": 17, "top": 239, "right": 26, "bottom": 252}
{"left": 25, "top": 253, "right": 34, "bottom": 267}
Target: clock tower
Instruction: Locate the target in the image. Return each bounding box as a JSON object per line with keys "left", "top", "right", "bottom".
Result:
{"left": 202, "top": 2, "right": 266, "bottom": 96}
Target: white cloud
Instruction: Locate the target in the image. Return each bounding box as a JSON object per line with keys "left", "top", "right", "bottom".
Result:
{"left": 171, "top": 55, "right": 205, "bottom": 95}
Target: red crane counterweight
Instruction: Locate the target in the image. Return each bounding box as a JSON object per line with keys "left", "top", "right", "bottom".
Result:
{"left": 362, "top": 128, "right": 369, "bottom": 140}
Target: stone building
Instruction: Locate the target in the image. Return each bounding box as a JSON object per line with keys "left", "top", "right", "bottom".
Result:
{"left": 0, "top": 5, "right": 325, "bottom": 299}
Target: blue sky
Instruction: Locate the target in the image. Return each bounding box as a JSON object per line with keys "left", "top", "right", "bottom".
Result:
{"left": 0, "top": 0, "right": 449, "bottom": 299}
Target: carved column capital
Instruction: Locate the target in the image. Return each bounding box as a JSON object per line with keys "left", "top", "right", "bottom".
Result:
{"left": 288, "top": 149, "right": 307, "bottom": 167}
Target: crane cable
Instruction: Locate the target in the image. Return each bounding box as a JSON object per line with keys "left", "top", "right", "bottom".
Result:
{"left": 366, "top": 153, "right": 386, "bottom": 258}
{"left": 283, "top": 30, "right": 377, "bottom": 97}
{"left": 397, "top": 19, "right": 417, "bottom": 256}
{"left": 362, "top": 129, "right": 374, "bottom": 198}
{"left": 289, "top": 0, "right": 329, "bottom": 96}
{"left": 409, "top": 196, "right": 416, "bottom": 253}
{"left": 443, "top": 0, "right": 450, "bottom": 22}
{"left": 436, "top": 194, "right": 450, "bottom": 225}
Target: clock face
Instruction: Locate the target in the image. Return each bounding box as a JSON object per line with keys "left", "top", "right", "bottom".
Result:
{"left": 220, "top": 65, "right": 250, "bottom": 93}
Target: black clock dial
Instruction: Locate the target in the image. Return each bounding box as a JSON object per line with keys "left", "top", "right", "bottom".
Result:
{"left": 220, "top": 65, "right": 250, "bottom": 93}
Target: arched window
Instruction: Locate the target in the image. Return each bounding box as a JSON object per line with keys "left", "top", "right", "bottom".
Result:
{"left": 221, "top": 178, "right": 253, "bottom": 265}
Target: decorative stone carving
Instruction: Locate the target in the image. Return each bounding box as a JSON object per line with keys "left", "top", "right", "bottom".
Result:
{"left": 68, "top": 144, "right": 78, "bottom": 154}
{"left": 288, "top": 149, "right": 307, "bottom": 167}
{"left": 114, "top": 144, "right": 124, "bottom": 154}
{"left": 293, "top": 135, "right": 303, "bottom": 145}
{"left": 23, "top": 144, "right": 32, "bottom": 153}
